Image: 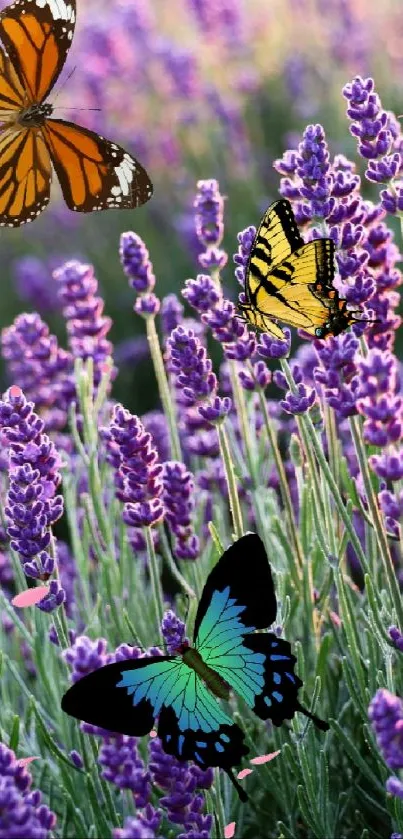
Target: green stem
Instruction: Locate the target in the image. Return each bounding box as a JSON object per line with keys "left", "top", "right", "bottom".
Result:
{"left": 349, "top": 414, "right": 403, "bottom": 625}
{"left": 49, "top": 532, "right": 70, "bottom": 649}
{"left": 229, "top": 361, "right": 258, "bottom": 486}
{"left": 255, "top": 376, "right": 303, "bottom": 571}
{"left": 144, "top": 525, "right": 164, "bottom": 636}
{"left": 280, "top": 360, "right": 371, "bottom": 573}
{"left": 217, "top": 421, "right": 244, "bottom": 539}
{"left": 158, "top": 526, "right": 197, "bottom": 600}
{"left": 146, "top": 317, "right": 182, "bottom": 461}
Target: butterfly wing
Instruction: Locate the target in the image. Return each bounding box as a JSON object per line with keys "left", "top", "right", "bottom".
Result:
{"left": 43, "top": 118, "right": 153, "bottom": 211}
{"left": 61, "top": 656, "right": 180, "bottom": 736}
{"left": 242, "top": 198, "right": 337, "bottom": 337}
{"left": 0, "top": 49, "right": 26, "bottom": 116}
{"left": 193, "top": 533, "right": 317, "bottom": 729}
{"left": 0, "top": 124, "right": 51, "bottom": 226}
{"left": 61, "top": 653, "right": 248, "bottom": 771}
{"left": 0, "top": 0, "right": 75, "bottom": 104}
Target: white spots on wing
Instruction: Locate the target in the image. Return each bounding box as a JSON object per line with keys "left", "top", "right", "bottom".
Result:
{"left": 35, "top": 0, "right": 75, "bottom": 24}
{"left": 113, "top": 153, "right": 137, "bottom": 198}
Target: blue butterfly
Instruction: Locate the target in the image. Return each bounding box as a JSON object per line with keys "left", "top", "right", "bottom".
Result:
{"left": 61, "top": 533, "right": 328, "bottom": 800}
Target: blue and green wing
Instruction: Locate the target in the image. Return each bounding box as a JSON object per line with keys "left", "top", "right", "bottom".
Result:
{"left": 61, "top": 654, "right": 248, "bottom": 771}
{"left": 61, "top": 656, "right": 180, "bottom": 736}
{"left": 194, "top": 533, "right": 327, "bottom": 730}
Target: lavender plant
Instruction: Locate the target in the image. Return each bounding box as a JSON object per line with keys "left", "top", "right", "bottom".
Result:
{"left": 3, "top": 74, "right": 403, "bottom": 839}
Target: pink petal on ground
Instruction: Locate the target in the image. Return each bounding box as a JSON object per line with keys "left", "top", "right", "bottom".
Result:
{"left": 12, "top": 587, "right": 49, "bottom": 608}
{"left": 250, "top": 750, "right": 281, "bottom": 765}
{"left": 18, "top": 757, "right": 40, "bottom": 767}
{"left": 224, "top": 822, "right": 236, "bottom": 838}
{"left": 237, "top": 768, "right": 253, "bottom": 779}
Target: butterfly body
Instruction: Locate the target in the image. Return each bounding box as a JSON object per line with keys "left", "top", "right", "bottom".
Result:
{"left": 180, "top": 643, "right": 231, "bottom": 701}
{"left": 0, "top": 0, "right": 153, "bottom": 226}
{"left": 16, "top": 101, "right": 52, "bottom": 127}
{"left": 62, "top": 534, "right": 328, "bottom": 800}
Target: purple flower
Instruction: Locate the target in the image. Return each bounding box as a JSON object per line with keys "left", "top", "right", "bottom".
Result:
{"left": 167, "top": 327, "right": 217, "bottom": 406}
{"left": 343, "top": 76, "right": 391, "bottom": 161}
{"left": 386, "top": 777, "right": 403, "bottom": 800}
{"left": 160, "top": 294, "right": 184, "bottom": 338}
{"left": 389, "top": 626, "right": 403, "bottom": 652}
{"left": 149, "top": 737, "right": 213, "bottom": 835}
{"left": 0, "top": 743, "right": 56, "bottom": 838}
{"left": 13, "top": 255, "right": 59, "bottom": 313}
{"left": 233, "top": 225, "right": 256, "bottom": 287}
{"left": 182, "top": 275, "right": 221, "bottom": 314}
{"left": 194, "top": 179, "right": 224, "bottom": 248}
{"left": 162, "top": 462, "right": 199, "bottom": 559}
{"left": 281, "top": 383, "right": 316, "bottom": 415}
{"left": 120, "top": 232, "right": 156, "bottom": 294}
{"left": 113, "top": 807, "right": 162, "bottom": 839}
{"left": 69, "top": 750, "right": 84, "bottom": 769}
{"left": 55, "top": 260, "right": 116, "bottom": 391}
{"left": 257, "top": 330, "right": 291, "bottom": 360}
{"left": 296, "top": 123, "right": 332, "bottom": 218}
{"left": 0, "top": 388, "right": 64, "bottom": 599}
{"left": 102, "top": 405, "right": 165, "bottom": 528}
{"left": 141, "top": 411, "right": 170, "bottom": 462}
{"left": 356, "top": 350, "right": 402, "bottom": 448}
{"left": 1, "top": 313, "right": 72, "bottom": 432}
{"left": 161, "top": 609, "right": 186, "bottom": 653}
{"left": 63, "top": 635, "right": 111, "bottom": 683}
{"left": 369, "top": 689, "right": 403, "bottom": 769}
{"left": 99, "top": 735, "right": 150, "bottom": 805}
{"left": 194, "top": 179, "right": 227, "bottom": 271}
{"left": 183, "top": 275, "right": 255, "bottom": 362}
{"left": 134, "top": 293, "right": 161, "bottom": 319}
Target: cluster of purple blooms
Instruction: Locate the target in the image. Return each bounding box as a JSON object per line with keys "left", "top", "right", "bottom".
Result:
{"left": 0, "top": 744, "right": 56, "bottom": 838}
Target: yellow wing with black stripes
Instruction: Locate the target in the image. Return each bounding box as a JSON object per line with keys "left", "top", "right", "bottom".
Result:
{"left": 239, "top": 199, "right": 339, "bottom": 339}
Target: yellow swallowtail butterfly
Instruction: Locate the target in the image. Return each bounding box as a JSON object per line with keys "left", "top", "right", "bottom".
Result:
{"left": 239, "top": 199, "right": 360, "bottom": 340}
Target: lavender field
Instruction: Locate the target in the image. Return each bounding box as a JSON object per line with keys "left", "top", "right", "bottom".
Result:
{"left": 2, "top": 1, "right": 403, "bottom": 838}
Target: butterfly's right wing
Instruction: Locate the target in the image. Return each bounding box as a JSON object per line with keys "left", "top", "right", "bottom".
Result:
{"left": 242, "top": 238, "right": 337, "bottom": 335}
{"left": 43, "top": 119, "right": 153, "bottom": 212}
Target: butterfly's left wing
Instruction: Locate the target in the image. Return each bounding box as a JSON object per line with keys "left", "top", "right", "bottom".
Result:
{"left": 61, "top": 656, "right": 178, "bottom": 736}
{"left": 194, "top": 534, "right": 306, "bottom": 728}
{"left": 0, "top": 125, "right": 52, "bottom": 226}
{"left": 43, "top": 119, "right": 153, "bottom": 211}
{"left": 61, "top": 653, "right": 248, "bottom": 771}
{"left": 0, "top": 0, "right": 76, "bottom": 104}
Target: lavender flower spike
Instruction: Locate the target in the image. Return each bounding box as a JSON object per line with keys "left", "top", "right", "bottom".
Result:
{"left": 194, "top": 179, "right": 227, "bottom": 271}
{"left": 0, "top": 386, "right": 65, "bottom": 608}
{"left": 102, "top": 405, "right": 165, "bottom": 528}
{"left": 369, "top": 688, "right": 403, "bottom": 769}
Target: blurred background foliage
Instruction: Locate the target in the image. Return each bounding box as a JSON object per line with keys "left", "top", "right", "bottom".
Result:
{"left": 1, "top": 0, "right": 402, "bottom": 411}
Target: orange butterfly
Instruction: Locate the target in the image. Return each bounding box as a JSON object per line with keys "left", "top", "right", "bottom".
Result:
{"left": 0, "top": 0, "right": 153, "bottom": 226}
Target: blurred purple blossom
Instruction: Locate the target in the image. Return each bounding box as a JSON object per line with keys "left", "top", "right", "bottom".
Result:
{"left": 0, "top": 744, "right": 56, "bottom": 838}
{"left": 55, "top": 260, "right": 116, "bottom": 391}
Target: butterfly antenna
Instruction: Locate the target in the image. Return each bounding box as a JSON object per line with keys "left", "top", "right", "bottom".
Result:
{"left": 52, "top": 66, "right": 77, "bottom": 106}
{"left": 225, "top": 769, "right": 249, "bottom": 803}
{"left": 296, "top": 701, "right": 329, "bottom": 732}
